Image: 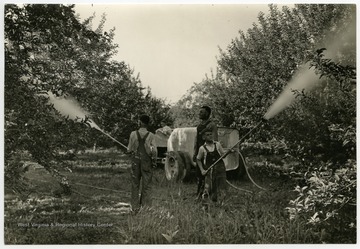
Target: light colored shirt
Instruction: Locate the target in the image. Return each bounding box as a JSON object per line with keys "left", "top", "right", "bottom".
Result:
{"left": 196, "top": 141, "right": 225, "bottom": 165}
{"left": 127, "top": 128, "right": 157, "bottom": 158}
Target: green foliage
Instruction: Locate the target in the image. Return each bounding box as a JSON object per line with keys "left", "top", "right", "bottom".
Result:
{"left": 6, "top": 3, "right": 356, "bottom": 241}
{"left": 286, "top": 159, "right": 356, "bottom": 243}
{"left": 5, "top": 4, "right": 172, "bottom": 193}
{"left": 276, "top": 50, "right": 356, "bottom": 169}
{"left": 4, "top": 151, "right": 32, "bottom": 195}
{"left": 5, "top": 4, "right": 110, "bottom": 192}
{"left": 172, "top": 4, "right": 355, "bottom": 143}
{"left": 170, "top": 3, "right": 356, "bottom": 239}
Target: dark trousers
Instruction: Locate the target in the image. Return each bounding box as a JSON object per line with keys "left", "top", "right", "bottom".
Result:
{"left": 196, "top": 165, "right": 205, "bottom": 198}
{"left": 130, "top": 157, "right": 153, "bottom": 211}
{"left": 205, "top": 167, "right": 227, "bottom": 203}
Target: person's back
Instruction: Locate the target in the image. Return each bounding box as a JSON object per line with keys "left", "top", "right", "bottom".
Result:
{"left": 128, "top": 127, "right": 157, "bottom": 164}
{"left": 136, "top": 130, "right": 151, "bottom": 160}
{"left": 127, "top": 114, "right": 157, "bottom": 213}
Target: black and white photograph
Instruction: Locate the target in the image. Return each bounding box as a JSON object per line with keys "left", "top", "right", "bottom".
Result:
{"left": 2, "top": 0, "right": 357, "bottom": 245}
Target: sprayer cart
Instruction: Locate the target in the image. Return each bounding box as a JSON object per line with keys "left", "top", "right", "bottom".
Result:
{"left": 154, "top": 127, "right": 246, "bottom": 179}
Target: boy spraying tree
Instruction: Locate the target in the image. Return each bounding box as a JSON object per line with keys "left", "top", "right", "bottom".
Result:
{"left": 196, "top": 130, "right": 227, "bottom": 208}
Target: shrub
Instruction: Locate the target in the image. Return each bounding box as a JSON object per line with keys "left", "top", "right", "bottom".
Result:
{"left": 286, "top": 159, "right": 356, "bottom": 243}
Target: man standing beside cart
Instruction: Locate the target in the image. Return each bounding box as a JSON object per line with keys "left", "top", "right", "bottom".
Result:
{"left": 193, "top": 105, "right": 218, "bottom": 200}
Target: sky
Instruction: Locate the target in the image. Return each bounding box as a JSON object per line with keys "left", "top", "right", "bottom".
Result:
{"left": 73, "top": 3, "right": 291, "bottom": 104}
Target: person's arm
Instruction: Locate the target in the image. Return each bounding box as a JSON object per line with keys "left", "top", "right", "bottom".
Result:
{"left": 206, "top": 122, "right": 218, "bottom": 141}
{"left": 127, "top": 131, "right": 136, "bottom": 154}
{"left": 196, "top": 147, "right": 206, "bottom": 175}
{"left": 193, "top": 132, "right": 198, "bottom": 162}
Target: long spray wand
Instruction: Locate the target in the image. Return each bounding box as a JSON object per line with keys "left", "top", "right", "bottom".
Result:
{"left": 96, "top": 128, "right": 128, "bottom": 151}
{"left": 47, "top": 92, "right": 129, "bottom": 151}
{"left": 87, "top": 120, "right": 128, "bottom": 151}
{"left": 204, "top": 117, "right": 266, "bottom": 175}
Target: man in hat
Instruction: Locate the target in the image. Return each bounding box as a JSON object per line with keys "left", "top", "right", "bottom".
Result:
{"left": 127, "top": 114, "right": 157, "bottom": 213}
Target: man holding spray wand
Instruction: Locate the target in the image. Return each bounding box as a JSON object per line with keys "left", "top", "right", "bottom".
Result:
{"left": 126, "top": 114, "right": 157, "bottom": 214}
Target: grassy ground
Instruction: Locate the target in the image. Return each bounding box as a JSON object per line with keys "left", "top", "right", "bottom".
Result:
{"left": 3, "top": 151, "right": 339, "bottom": 244}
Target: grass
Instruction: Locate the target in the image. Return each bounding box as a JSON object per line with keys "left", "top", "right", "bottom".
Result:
{"left": 3, "top": 150, "right": 350, "bottom": 244}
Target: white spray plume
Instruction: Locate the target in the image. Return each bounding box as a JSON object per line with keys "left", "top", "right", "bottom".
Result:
{"left": 47, "top": 92, "right": 100, "bottom": 130}
{"left": 46, "top": 92, "right": 128, "bottom": 150}
{"left": 263, "top": 12, "right": 355, "bottom": 120}
{"left": 263, "top": 63, "right": 319, "bottom": 120}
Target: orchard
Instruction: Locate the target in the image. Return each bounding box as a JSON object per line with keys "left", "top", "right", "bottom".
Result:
{"left": 4, "top": 4, "right": 356, "bottom": 244}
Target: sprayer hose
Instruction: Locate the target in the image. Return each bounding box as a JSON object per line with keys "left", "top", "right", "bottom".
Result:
{"left": 237, "top": 150, "right": 267, "bottom": 191}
